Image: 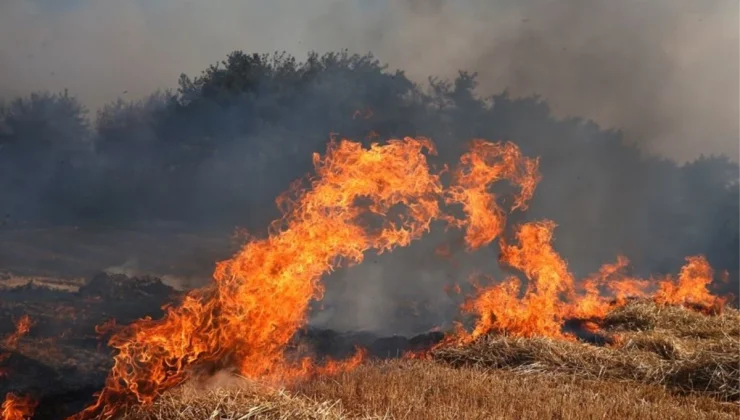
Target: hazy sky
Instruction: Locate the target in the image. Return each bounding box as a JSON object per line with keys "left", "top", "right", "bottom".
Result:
{"left": 0, "top": 0, "right": 737, "bottom": 162}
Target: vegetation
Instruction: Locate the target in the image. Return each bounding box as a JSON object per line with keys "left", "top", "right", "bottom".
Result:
{"left": 1, "top": 50, "right": 737, "bottom": 418}
{"left": 119, "top": 301, "right": 739, "bottom": 419}
{"left": 123, "top": 362, "right": 738, "bottom": 419}
{"left": 0, "top": 51, "right": 737, "bottom": 288}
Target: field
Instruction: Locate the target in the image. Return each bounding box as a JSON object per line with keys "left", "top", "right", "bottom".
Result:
{"left": 122, "top": 301, "right": 740, "bottom": 420}
{"left": 0, "top": 227, "right": 737, "bottom": 419}
{"left": 120, "top": 360, "right": 738, "bottom": 420}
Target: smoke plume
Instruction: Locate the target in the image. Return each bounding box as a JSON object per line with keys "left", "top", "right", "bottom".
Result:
{"left": 0, "top": 0, "right": 736, "bottom": 161}
{"left": 0, "top": 0, "right": 737, "bottom": 336}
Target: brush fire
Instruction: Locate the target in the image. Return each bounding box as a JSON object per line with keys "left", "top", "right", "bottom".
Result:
{"left": 0, "top": 137, "right": 735, "bottom": 419}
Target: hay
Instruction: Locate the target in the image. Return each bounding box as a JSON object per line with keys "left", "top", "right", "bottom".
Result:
{"left": 433, "top": 335, "right": 666, "bottom": 381}
{"left": 603, "top": 301, "right": 740, "bottom": 339}
{"left": 118, "top": 380, "right": 358, "bottom": 420}
{"left": 433, "top": 301, "right": 740, "bottom": 401}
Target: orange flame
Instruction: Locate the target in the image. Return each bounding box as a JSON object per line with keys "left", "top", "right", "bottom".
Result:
{"left": 72, "top": 137, "right": 450, "bottom": 418}
{"left": 445, "top": 140, "right": 540, "bottom": 250}
{"left": 1, "top": 393, "right": 36, "bottom": 420}
{"left": 4, "top": 316, "right": 32, "bottom": 349}
{"left": 461, "top": 221, "right": 575, "bottom": 340}
{"left": 655, "top": 255, "right": 719, "bottom": 309}
{"left": 458, "top": 221, "right": 724, "bottom": 341}
{"left": 66, "top": 135, "right": 729, "bottom": 418}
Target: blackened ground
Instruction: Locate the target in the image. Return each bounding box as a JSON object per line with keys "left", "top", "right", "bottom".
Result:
{"left": 0, "top": 273, "right": 179, "bottom": 420}
{"left": 0, "top": 273, "right": 448, "bottom": 420}
{"left": 292, "top": 328, "right": 446, "bottom": 361}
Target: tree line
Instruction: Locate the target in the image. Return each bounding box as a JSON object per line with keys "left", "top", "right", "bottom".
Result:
{"left": 0, "top": 50, "right": 737, "bottom": 284}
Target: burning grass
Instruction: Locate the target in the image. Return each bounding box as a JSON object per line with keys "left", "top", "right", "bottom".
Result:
{"left": 433, "top": 301, "right": 740, "bottom": 402}
{"left": 1, "top": 137, "right": 736, "bottom": 418}
{"left": 119, "top": 301, "right": 739, "bottom": 420}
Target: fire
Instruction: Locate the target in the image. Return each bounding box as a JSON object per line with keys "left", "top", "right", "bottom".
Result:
{"left": 655, "top": 255, "right": 719, "bottom": 309}
{"left": 458, "top": 221, "right": 723, "bottom": 340}
{"left": 445, "top": 140, "right": 540, "bottom": 250}
{"left": 4, "top": 316, "right": 32, "bottom": 349}
{"left": 461, "top": 221, "right": 575, "bottom": 340}
{"left": 441, "top": 148, "right": 725, "bottom": 342}
{"left": 1, "top": 393, "right": 36, "bottom": 420}
{"left": 72, "top": 137, "right": 451, "bottom": 418}
{"left": 62, "top": 135, "right": 728, "bottom": 418}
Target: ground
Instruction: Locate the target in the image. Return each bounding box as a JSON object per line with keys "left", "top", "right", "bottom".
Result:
{"left": 0, "top": 227, "right": 737, "bottom": 419}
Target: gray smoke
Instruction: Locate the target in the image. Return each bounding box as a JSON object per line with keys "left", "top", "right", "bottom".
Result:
{"left": 0, "top": 0, "right": 736, "bottom": 336}
{"left": 0, "top": 0, "right": 736, "bottom": 162}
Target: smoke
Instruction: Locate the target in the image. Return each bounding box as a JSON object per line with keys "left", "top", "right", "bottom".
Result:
{"left": 0, "top": 1, "right": 322, "bottom": 111}
{"left": 337, "top": 0, "right": 739, "bottom": 162}
{"left": 0, "top": 0, "right": 736, "bottom": 162}
{"left": 0, "top": 0, "right": 737, "bottom": 336}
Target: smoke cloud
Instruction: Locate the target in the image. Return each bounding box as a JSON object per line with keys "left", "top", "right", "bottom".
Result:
{"left": 0, "top": 0, "right": 737, "bottom": 336}
{"left": 0, "top": 0, "right": 736, "bottom": 162}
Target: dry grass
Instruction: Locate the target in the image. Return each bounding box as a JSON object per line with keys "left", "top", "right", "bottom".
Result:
{"left": 119, "top": 379, "right": 353, "bottom": 420}
{"left": 0, "top": 274, "right": 84, "bottom": 292}
{"left": 433, "top": 301, "right": 740, "bottom": 401}
{"left": 121, "top": 301, "right": 740, "bottom": 419}
{"left": 603, "top": 301, "right": 739, "bottom": 339}
{"left": 128, "top": 360, "right": 737, "bottom": 420}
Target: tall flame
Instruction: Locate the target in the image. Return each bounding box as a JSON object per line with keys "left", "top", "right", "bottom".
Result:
{"left": 72, "top": 137, "right": 455, "bottom": 418}
{"left": 446, "top": 140, "right": 540, "bottom": 250}
{"left": 65, "top": 135, "right": 727, "bottom": 418}
{"left": 655, "top": 255, "right": 719, "bottom": 308}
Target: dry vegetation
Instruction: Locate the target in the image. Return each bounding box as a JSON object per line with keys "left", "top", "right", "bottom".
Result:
{"left": 122, "top": 361, "right": 738, "bottom": 420}
{"left": 126, "top": 301, "right": 739, "bottom": 419}
{"left": 434, "top": 302, "right": 739, "bottom": 402}
{"left": 120, "top": 384, "right": 349, "bottom": 420}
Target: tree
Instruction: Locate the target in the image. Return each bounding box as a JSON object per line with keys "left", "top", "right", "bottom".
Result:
{"left": 0, "top": 91, "right": 91, "bottom": 224}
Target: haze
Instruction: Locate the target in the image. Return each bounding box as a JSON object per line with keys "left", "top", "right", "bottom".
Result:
{"left": 0, "top": 0, "right": 737, "bottom": 162}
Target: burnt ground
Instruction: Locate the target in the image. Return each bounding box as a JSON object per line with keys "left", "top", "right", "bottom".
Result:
{"left": 0, "top": 273, "right": 179, "bottom": 418}
{"left": 0, "top": 224, "right": 234, "bottom": 283}
{"left": 0, "top": 272, "right": 445, "bottom": 420}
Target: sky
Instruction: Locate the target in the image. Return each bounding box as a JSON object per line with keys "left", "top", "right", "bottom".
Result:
{"left": 0, "top": 0, "right": 737, "bottom": 162}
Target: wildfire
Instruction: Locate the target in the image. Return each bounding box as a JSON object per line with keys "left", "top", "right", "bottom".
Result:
{"left": 460, "top": 221, "right": 575, "bottom": 340}
{"left": 1, "top": 393, "right": 36, "bottom": 420}
{"left": 4, "top": 316, "right": 32, "bottom": 349}
{"left": 71, "top": 137, "right": 455, "bottom": 419}
{"left": 63, "top": 135, "right": 728, "bottom": 418}
{"left": 457, "top": 221, "right": 723, "bottom": 340}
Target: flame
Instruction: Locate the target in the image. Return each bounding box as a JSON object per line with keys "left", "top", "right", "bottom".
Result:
{"left": 445, "top": 140, "right": 540, "bottom": 250}
{"left": 459, "top": 222, "right": 724, "bottom": 340}
{"left": 570, "top": 255, "right": 649, "bottom": 319}
{"left": 63, "top": 134, "right": 729, "bottom": 418}
{"left": 655, "top": 255, "right": 720, "bottom": 309}
{"left": 461, "top": 221, "right": 575, "bottom": 340}
{"left": 1, "top": 394, "right": 36, "bottom": 420}
{"left": 4, "top": 316, "right": 32, "bottom": 349}
{"left": 72, "top": 137, "right": 449, "bottom": 418}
